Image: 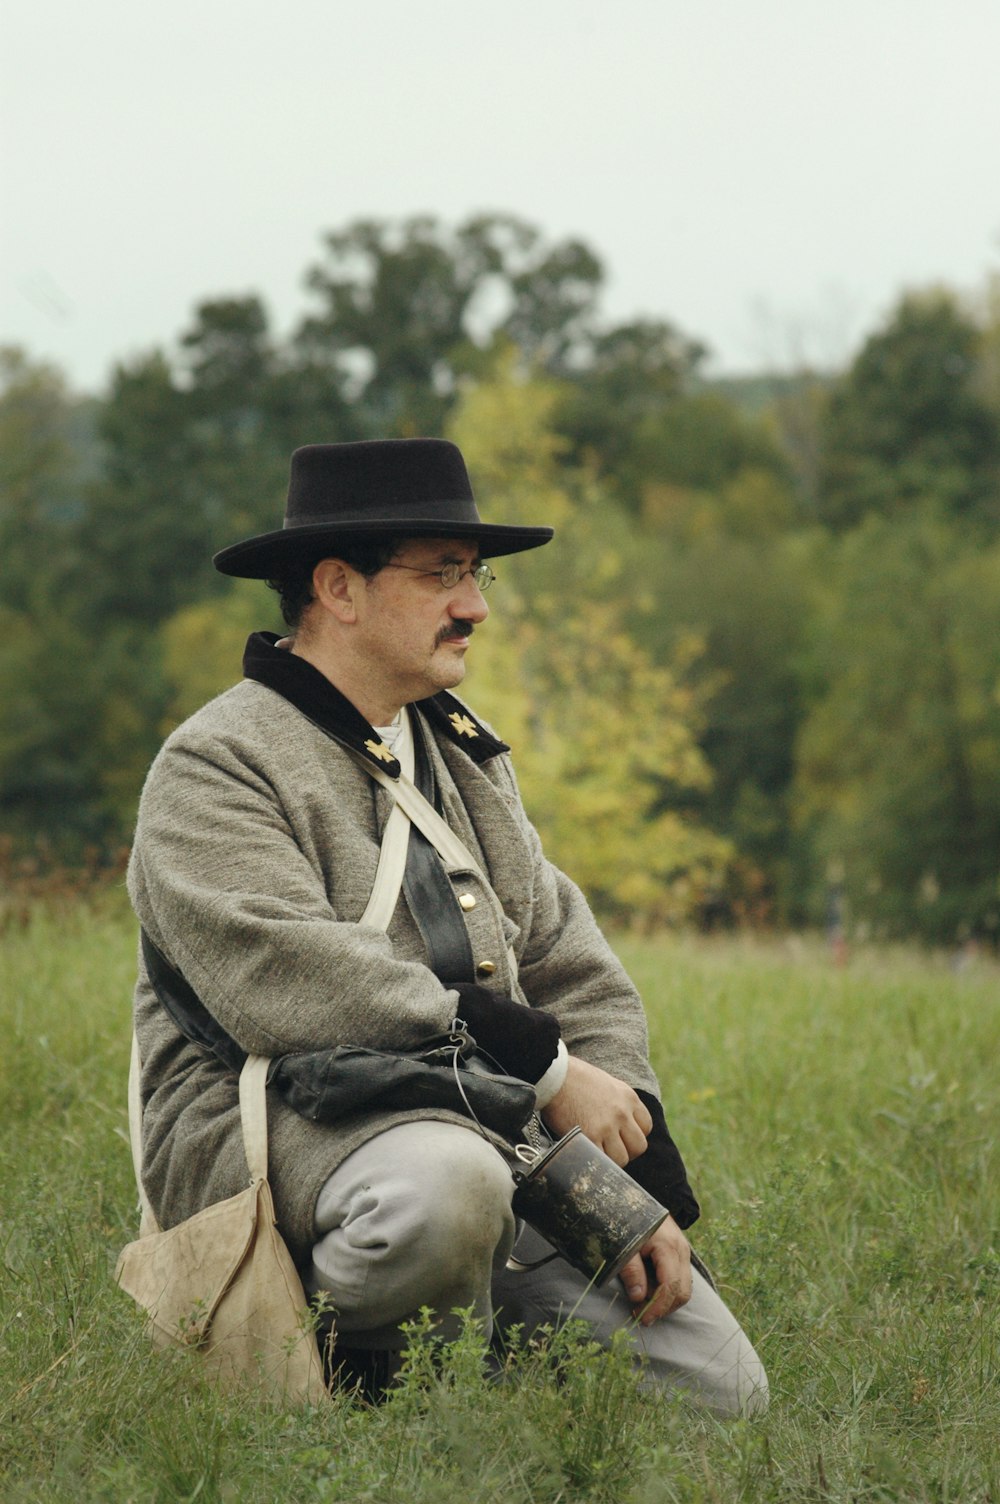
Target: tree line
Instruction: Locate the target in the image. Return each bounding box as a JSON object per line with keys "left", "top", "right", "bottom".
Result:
{"left": 3, "top": 213, "right": 1000, "bottom": 944}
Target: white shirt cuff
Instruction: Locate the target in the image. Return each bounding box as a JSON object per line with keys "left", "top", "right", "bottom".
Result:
{"left": 532, "top": 1039, "right": 569, "bottom": 1109}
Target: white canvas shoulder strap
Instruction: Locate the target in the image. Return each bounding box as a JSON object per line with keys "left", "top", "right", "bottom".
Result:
{"left": 238, "top": 1053, "right": 271, "bottom": 1182}
{"left": 358, "top": 709, "right": 415, "bottom": 930}
{"left": 350, "top": 714, "right": 519, "bottom": 982}
{"left": 350, "top": 720, "right": 489, "bottom": 880}
{"left": 355, "top": 707, "right": 492, "bottom": 927}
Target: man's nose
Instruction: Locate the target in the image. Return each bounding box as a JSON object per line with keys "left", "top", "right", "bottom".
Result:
{"left": 449, "top": 573, "right": 490, "bottom": 622}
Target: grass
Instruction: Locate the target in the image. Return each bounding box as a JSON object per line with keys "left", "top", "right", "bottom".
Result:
{"left": 1, "top": 896, "right": 998, "bottom": 1501}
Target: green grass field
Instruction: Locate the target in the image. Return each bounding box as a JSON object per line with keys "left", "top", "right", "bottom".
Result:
{"left": 2, "top": 895, "right": 998, "bottom": 1502}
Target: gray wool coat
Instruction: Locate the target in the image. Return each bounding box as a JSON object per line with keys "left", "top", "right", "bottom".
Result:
{"left": 127, "top": 671, "right": 660, "bottom": 1265}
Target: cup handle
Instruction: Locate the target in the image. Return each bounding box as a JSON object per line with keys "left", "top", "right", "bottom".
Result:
{"left": 504, "top": 1250, "right": 561, "bottom": 1274}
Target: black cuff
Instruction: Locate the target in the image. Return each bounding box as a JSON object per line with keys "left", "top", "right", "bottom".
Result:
{"left": 625, "top": 1090, "right": 700, "bottom": 1230}
{"left": 452, "top": 983, "right": 561, "bottom": 1085}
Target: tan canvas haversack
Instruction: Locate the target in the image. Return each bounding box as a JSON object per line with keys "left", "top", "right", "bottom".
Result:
{"left": 116, "top": 1051, "right": 327, "bottom": 1404}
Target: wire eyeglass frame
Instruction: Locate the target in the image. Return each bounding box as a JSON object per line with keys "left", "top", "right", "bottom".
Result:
{"left": 383, "top": 561, "right": 496, "bottom": 591}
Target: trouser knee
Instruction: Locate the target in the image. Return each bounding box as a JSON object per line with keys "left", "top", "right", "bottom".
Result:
{"left": 393, "top": 1128, "right": 516, "bottom": 1270}
{"left": 311, "top": 1122, "right": 516, "bottom": 1341}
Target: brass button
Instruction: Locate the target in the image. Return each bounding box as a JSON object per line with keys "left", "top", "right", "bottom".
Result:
{"left": 458, "top": 893, "right": 476, "bottom": 912}
{"left": 476, "top": 960, "right": 497, "bottom": 977}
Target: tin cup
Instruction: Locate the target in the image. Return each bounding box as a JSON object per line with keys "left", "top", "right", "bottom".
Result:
{"left": 509, "top": 1127, "right": 669, "bottom": 1285}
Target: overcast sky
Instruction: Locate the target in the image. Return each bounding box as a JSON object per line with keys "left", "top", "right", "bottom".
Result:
{"left": 2, "top": 0, "right": 998, "bottom": 395}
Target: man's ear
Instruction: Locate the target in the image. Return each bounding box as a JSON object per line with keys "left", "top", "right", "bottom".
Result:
{"left": 312, "top": 557, "right": 360, "bottom": 623}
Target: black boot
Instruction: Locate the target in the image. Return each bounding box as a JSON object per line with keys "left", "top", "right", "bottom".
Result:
{"left": 327, "top": 1344, "right": 400, "bottom": 1404}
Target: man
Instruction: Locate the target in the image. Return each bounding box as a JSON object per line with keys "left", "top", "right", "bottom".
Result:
{"left": 127, "top": 438, "right": 767, "bottom": 1415}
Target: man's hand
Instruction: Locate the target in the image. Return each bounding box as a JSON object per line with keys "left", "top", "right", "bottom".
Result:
{"left": 619, "top": 1216, "right": 692, "bottom": 1325}
{"left": 541, "top": 1056, "right": 653, "bottom": 1166}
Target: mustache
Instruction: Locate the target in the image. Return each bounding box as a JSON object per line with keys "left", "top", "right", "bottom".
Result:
{"left": 436, "top": 621, "right": 475, "bottom": 646}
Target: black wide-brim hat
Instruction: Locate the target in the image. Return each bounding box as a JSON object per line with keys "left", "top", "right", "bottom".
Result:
{"left": 213, "top": 438, "right": 553, "bottom": 578}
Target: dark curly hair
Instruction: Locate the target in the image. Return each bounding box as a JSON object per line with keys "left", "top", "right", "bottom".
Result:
{"left": 267, "top": 536, "right": 403, "bottom": 631}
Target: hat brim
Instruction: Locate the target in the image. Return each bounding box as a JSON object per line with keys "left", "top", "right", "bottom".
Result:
{"left": 214, "top": 519, "right": 554, "bottom": 578}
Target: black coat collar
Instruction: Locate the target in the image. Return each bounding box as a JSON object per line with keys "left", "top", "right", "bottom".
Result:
{"left": 242, "top": 632, "right": 509, "bottom": 777}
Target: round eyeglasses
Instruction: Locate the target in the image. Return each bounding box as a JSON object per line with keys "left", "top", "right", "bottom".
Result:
{"left": 383, "top": 561, "right": 496, "bottom": 591}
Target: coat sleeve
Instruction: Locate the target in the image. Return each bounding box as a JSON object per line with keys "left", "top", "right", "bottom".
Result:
{"left": 128, "top": 727, "right": 458, "bottom": 1058}
{"left": 481, "top": 753, "right": 658, "bottom": 1091}
{"left": 482, "top": 753, "right": 701, "bottom": 1226}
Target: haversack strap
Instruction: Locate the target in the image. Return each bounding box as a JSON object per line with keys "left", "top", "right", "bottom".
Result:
{"left": 238, "top": 1054, "right": 271, "bottom": 1183}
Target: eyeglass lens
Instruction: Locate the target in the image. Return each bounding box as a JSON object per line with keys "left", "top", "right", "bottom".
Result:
{"left": 440, "top": 563, "right": 494, "bottom": 590}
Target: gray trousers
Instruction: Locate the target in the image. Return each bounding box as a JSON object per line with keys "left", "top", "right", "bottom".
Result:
{"left": 309, "top": 1121, "right": 768, "bottom": 1418}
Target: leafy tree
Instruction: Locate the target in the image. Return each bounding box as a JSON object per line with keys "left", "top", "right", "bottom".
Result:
{"left": 76, "top": 352, "right": 220, "bottom": 624}
{"left": 632, "top": 393, "right": 789, "bottom": 500}
{"left": 0, "top": 607, "right": 165, "bottom": 851}
{"left": 159, "top": 578, "right": 277, "bottom": 733}
{"left": 637, "top": 505, "right": 819, "bottom": 920}
{"left": 818, "top": 290, "right": 1000, "bottom": 529}
{"left": 553, "top": 319, "right": 702, "bottom": 488}
{"left": 174, "top": 297, "right": 307, "bottom": 543}
{"left": 177, "top": 295, "right": 364, "bottom": 519}
{"left": 977, "top": 273, "right": 1000, "bottom": 418}
{"left": 448, "top": 363, "right": 731, "bottom": 926}
{"left": 295, "top": 213, "right": 605, "bottom": 434}
{"left": 793, "top": 507, "right": 1000, "bottom": 942}
{"left": 0, "top": 347, "right": 95, "bottom": 613}
{"left": 77, "top": 300, "right": 310, "bottom": 627}
{"left": 0, "top": 352, "right": 137, "bottom": 854}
